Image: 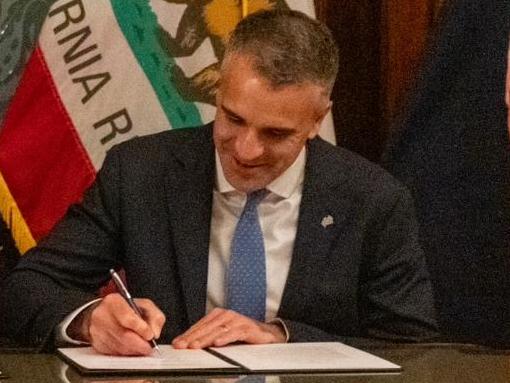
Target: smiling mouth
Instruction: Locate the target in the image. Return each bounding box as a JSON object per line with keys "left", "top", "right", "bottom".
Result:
{"left": 233, "top": 157, "right": 263, "bottom": 169}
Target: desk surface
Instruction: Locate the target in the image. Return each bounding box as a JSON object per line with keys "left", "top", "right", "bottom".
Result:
{"left": 1, "top": 343, "right": 509, "bottom": 383}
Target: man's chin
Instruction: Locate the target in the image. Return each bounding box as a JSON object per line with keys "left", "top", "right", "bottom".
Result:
{"left": 225, "top": 176, "right": 268, "bottom": 193}
{"left": 232, "top": 183, "right": 266, "bottom": 193}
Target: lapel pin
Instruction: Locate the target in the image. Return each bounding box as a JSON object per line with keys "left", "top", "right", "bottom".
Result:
{"left": 321, "top": 215, "right": 334, "bottom": 228}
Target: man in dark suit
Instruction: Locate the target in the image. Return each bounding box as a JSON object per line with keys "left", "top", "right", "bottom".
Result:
{"left": 0, "top": 10, "right": 438, "bottom": 355}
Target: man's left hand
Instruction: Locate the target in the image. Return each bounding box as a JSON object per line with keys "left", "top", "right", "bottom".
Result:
{"left": 171, "top": 308, "right": 286, "bottom": 349}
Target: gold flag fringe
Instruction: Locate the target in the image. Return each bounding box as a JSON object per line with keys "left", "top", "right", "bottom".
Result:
{"left": 0, "top": 171, "right": 35, "bottom": 255}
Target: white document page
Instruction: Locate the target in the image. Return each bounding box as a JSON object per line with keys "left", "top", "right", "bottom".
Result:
{"left": 58, "top": 345, "right": 238, "bottom": 371}
{"left": 210, "top": 342, "right": 401, "bottom": 372}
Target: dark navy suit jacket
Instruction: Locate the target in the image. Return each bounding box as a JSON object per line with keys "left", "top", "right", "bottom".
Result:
{"left": 0, "top": 124, "right": 438, "bottom": 350}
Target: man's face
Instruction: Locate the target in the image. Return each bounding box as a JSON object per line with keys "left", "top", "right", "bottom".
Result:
{"left": 213, "top": 55, "right": 331, "bottom": 193}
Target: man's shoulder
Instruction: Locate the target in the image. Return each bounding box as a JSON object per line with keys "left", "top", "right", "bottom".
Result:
{"left": 307, "top": 138, "right": 406, "bottom": 195}
{"left": 105, "top": 123, "right": 213, "bottom": 164}
{"left": 114, "top": 123, "right": 213, "bottom": 153}
{"left": 98, "top": 123, "right": 214, "bottom": 181}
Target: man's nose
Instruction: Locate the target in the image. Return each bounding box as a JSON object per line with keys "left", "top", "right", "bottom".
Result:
{"left": 235, "top": 128, "right": 264, "bottom": 161}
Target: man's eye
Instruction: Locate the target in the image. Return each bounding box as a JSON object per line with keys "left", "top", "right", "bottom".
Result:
{"left": 226, "top": 114, "right": 243, "bottom": 124}
{"left": 268, "top": 129, "right": 291, "bottom": 138}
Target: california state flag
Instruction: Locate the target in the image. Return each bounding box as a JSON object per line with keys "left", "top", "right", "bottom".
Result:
{"left": 0, "top": 0, "right": 335, "bottom": 257}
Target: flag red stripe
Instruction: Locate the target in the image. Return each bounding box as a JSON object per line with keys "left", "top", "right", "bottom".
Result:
{"left": 0, "top": 47, "right": 96, "bottom": 241}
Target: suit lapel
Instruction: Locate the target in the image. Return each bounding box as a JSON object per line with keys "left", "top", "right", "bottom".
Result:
{"left": 164, "top": 125, "right": 215, "bottom": 326}
{"left": 278, "top": 138, "right": 353, "bottom": 319}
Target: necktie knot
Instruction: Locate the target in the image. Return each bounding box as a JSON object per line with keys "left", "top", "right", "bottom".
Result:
{"left": 244, "top": 189, "right": 269, "bottom": 213}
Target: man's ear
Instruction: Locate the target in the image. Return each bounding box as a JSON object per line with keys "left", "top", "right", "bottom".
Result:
{"left": 215, "top": 85, "right": 223, "bottom": 107}
{"left": 308, "top": 100, "right": 332, "bottom": 139}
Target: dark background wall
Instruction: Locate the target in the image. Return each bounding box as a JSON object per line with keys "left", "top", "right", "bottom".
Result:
{"left": 314, "top": 0, "right": 510, "bottom": 346}
{"left": 314, "top": 0, "right": 444, "bottom": 162}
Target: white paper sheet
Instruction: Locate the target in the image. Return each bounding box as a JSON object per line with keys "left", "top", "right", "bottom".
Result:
{"left": 210, "top": 342, "right": 401, "bottom": 372}
{"left": 58, "top": 345, "right": 238, "bottom": 371}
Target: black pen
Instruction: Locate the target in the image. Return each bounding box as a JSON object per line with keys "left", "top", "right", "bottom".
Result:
{"left": 109, "top": 269, "right": 162, "bottom": 355}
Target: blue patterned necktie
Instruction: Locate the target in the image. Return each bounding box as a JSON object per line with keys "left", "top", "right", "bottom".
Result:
{"left": 226, "top": 189, "right": 269, "bottom": 322}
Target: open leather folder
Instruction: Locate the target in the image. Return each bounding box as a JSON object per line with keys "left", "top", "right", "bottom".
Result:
{"left": 58, "top": 342, "right": 401, "bottom": 375}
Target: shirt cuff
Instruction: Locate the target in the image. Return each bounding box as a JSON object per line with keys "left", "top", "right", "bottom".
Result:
{"left": 56, "top": 298, "right": 102, "bottom": 345}
{"left": 268, "top": 317, "right": 290, "bottom": 342}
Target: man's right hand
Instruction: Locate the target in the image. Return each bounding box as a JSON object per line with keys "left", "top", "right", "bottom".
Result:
{"left": 68, "top": 293, "right": 166, "bottom": 355}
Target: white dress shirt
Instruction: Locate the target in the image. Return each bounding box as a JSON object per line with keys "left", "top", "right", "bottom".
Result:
{"left": 207, "top": 148, "right": 305, "bottom": 320}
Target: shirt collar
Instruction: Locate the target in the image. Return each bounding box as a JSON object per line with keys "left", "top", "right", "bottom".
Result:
{"left": 215, "top": 148, "right": 306, "bottom": 199}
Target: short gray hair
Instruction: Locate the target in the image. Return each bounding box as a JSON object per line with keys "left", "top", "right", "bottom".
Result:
{"left": 223, "top": 9, "right": 339, "bottom": 93}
